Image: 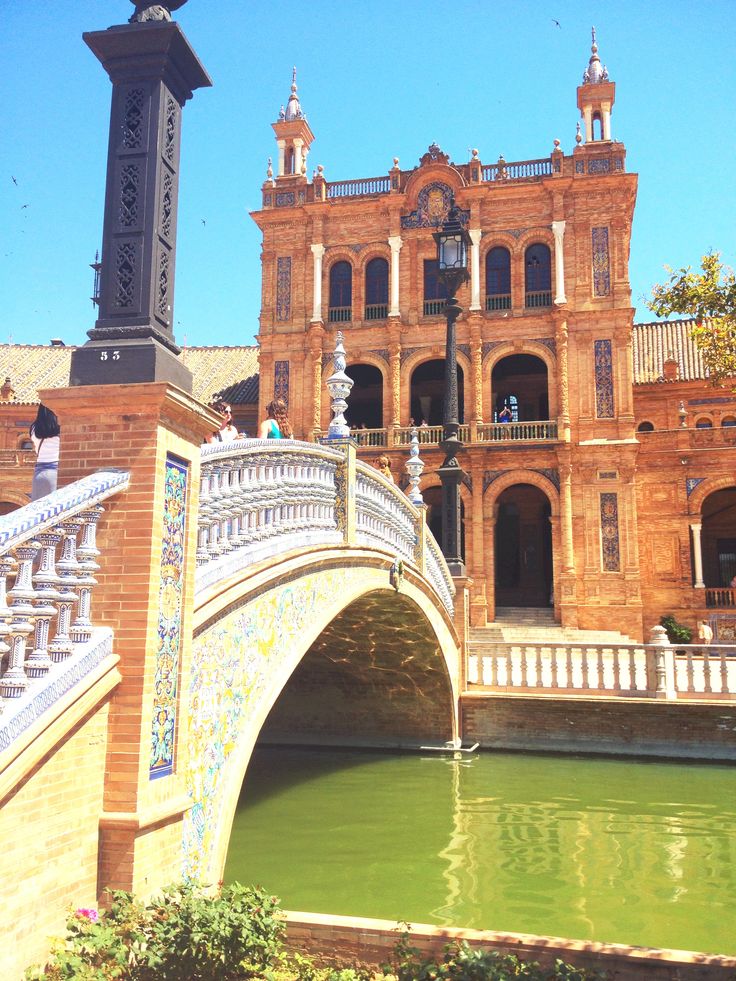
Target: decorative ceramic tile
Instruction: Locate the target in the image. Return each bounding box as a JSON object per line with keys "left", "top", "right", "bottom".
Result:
{"left": 594, "top": 339, "right": 615, "bottom": 418}
{"left": 686, "top": 477, "right": 706, "bottom": 497}
{"left": 588, "top": 158, "right": 611, "bottom": 174}
{"left": 712, "top": 616, "right": 736, "bottom": 643}
{"left": 182, "top": 567, "right": 355, "bottom": 881}
{"left": 600, "top": 491, "right": 621, "bottom": 572}
{"left": 274, "top": 360, "right": 289, "bottom": 404}
{"left": 535, "top": 468, "right": 560, "bottom": 491}
{"left": 275, "top": 191, "right": 295, "bottom": 207}
{"left": 150, "top": 454, "right": 189, "bottom": 780}
{"left": 592, "top": 227, "right": 611, "bottom": 297}
{"left": 276, "top": 257, "right": 291, "bottom": 321}
{"left": 483, "top": 469, "right": 506, "bottom": 492}
{"left": 401, "top": 182, "right": 469, "bottom": 230}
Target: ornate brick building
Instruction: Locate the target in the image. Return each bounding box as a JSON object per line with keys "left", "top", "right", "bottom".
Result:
{"left": 251, "top": 37, "right": 736, "bottom": 641}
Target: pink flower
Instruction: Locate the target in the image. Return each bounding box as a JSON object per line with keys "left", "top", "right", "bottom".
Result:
{"left": 76, "top": 908, "right": 99, "bottom": 923}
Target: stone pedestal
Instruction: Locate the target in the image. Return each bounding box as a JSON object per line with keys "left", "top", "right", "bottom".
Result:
{"left": 70, "top": 22, "right": 212, "bottom": 391}
{"left": 41, "top": 383, "right": 215, "bottom": 896}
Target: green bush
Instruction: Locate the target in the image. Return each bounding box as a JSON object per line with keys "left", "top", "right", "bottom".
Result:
{"left": 386, "top": 935, "right": 604, "bottom": 980}
{"left": 26, "top": 883, "right": 284, "bottom": 981}
{"left": 660, "top": 614, "right": 693, "bottom": 645}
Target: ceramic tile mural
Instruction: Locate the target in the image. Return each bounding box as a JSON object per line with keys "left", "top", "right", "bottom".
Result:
{"left": 712, "top": 616, "right": 736, "bottom": 643}
{"left": 600, "top": 492, "right": 621, "bottom": 572}
{"left": 183, "top": 567, "right": 351, "bottom": 881}
{"left": 591, "top": 227, "right": 610, "bottom": 297}
{"left": 401, "top": 182, "right": 468, "bottom": 230}
{"left": 594, "top": 339, "right": 615, "bottom": 418}
{"left": 274, "top": 360, "right": 290, "bottom": 404}
{"left": 150, "top": 454, "right": 189, "bottom": 780}
{"left": 276, "top": 257, "right": 291, "bottom": 321}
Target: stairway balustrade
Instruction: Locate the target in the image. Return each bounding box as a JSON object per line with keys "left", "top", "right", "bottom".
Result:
{"left": 0, "top": 470, "right": 129, "bottom": 746}
{"left": 467, "top": 642, "right": 736, "bottom": 698}
{"left": 197, "top": 440, "right": 455, "bottom": 615}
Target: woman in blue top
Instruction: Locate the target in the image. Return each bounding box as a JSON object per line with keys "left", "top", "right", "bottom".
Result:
{"left": 259, "top": 398, "right": 293, "bottom": 439}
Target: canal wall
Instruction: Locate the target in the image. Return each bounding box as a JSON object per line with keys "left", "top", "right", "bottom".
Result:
{"left": 461, "top": 692, "right": 736, "bottom": 760}
{"left": 284, "top": 910, "right": 736, "bottom": 979}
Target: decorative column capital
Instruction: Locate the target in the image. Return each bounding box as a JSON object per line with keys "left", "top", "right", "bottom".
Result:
{"left": 310, "top": 243, "right": 325, "bottom": 259}
{"left": 468, "top": 228, "right": 482, "bottom": 246}
{"left": 388, "top": 235, "right": 403, "bottom": 252}
{"left": 551, "top": 219, "right": 566, "bottom": 239}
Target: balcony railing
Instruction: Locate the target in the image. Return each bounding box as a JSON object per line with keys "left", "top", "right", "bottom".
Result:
{"left": 482, "top": 158, "right": 553, "bottom": 182}
{"left": 477, "top": 420, "right": 558, "bottom": 442}
{"left": 486, "top": 294, "right": 511, "bottom": 311}
{"left": 328, "top": 306, "right": 352, "bottom": 323}
{"left": 353, "top": 428, "right": 387, "bottom": 448}
{"left": 349, "top": 422, "right": 558, "bottom": 447}
{"left": 706, "top": 588, "right": 736, "bottom": 609}
{"left": 364, "top": 303, "right": 388, "bottom": 321}
{"left": 423, "top": 299, "right": 446, "bottom": 316}
{"left": 525, "top": 290, "right": 553, "bottom": 309}
{"left": 326, "top": 176, "right": 391, "bottom": 198}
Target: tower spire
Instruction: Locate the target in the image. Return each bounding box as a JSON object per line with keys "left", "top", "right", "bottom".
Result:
{"left": 270, "top": 68, "right": 314, "bottom": 180}
{"left": 577, "top": 27, "right": 615, "bottom": 142}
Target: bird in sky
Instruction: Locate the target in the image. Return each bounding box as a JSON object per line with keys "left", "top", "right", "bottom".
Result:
{"left": 552, "top": 18, "right": 561, "bottom": 28}
{"left": 21, "top": 203, "right": 29, "bottom": 209}
{"left": 11, "top": 176, "right": 18, "bottom": 186}
{"left": 201, "top": 218, "right": 206, "bottom": 226}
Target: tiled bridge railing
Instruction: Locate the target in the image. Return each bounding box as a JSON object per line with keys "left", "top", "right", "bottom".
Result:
{"left": 0, "top": 470, "right": 130, "bottom": 749}
{"left": 468, "top": 642, "right": 736, "bottom": 699}
{"left": 196, "top": 439, "right": 455, "bottom": 615}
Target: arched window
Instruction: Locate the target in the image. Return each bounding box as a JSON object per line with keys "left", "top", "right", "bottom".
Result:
{"left": 592, "top": 112, "right": 603, "bottom": 141}
{"left": 284, "top": 146, "right": 295, "bottom": 175}
{"left": 485, "top": 247, "right": 511, "bottom": 311}
{"left": 495, "top": 394, "right": 519, "bottom": 422}
{"left": 364, "top": 257, "right": 389, "bottom": 320}
{"left": 524, "top": 244, "right": 552, "bottom": 308}
{"left": 637, "top": 422, "right": 655, "bottom": 433}
{"left": 721, "top": 416, "right": 736, "bottom": 428}
{"left": 329, "top": 261, "right": 352, "bottom": 322}
{"left": 423, "top": 259, "right": 447, "bottom": 315}
{"left": 695, "top": 417, "right": 713, "bottom": 429}
{"left": 18, "top": 437, "right": 34, "bottom": 450}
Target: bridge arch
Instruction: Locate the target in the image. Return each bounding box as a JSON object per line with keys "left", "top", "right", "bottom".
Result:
{"left": 184, "top": 546, "right": 460, "bottom": 884}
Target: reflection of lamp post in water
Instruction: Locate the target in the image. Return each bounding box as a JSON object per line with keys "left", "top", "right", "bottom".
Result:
{"left": 433, "top": 198, "right": 470, "bottom": 576}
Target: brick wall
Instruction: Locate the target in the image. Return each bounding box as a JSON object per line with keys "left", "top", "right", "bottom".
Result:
{"left": 461, "top": 693, "right": 736, "bottom": 760}
{"left": 0, "top": 701, "right": 110, "bottom": 980}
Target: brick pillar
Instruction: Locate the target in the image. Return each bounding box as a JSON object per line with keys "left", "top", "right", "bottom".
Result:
{"left": 40, "top": 383, "right": 215, "bottom": 898}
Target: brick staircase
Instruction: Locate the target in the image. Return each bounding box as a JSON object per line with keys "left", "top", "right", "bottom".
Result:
{"left": 470, "top": 607, "right": 637, "bottom": 646}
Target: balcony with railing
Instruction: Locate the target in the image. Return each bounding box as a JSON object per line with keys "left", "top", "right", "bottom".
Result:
{"left": 525, "top": 290, "right": 553, "bottom": 309}
{"left": 423, "top": 299, "right": 445, "bottom": 316}
{"left": 326, "top": 176, "right": 392, "bottom": 198}
{"left": 364, "top": 304, "right": 388, "bottom": 321}
{"left": 349, "top": 422, "right": 558, "bottom": 448}
{"left": 328, "top": 306, "right": 352, "bottom": 324}
{"left": 486, "top": 294, "right": 511, "bottom": 312}
{"left": 481, "top": 158, "right": 554, "bottom": 182}
{"left": 706, "top": 588, "right": 736, "bottom": 609}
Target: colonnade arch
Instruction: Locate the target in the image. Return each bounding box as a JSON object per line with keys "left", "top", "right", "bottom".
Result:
{"left": 483, "top": 470, "right": 560, "bottom": 611}
{"left": 404, "top": 353, "right": 468, "bottom": 426}
{"left": 687, "top": 478, "right": 736, "bottom": 588}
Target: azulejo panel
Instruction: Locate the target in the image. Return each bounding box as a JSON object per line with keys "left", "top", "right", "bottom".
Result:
{"left": 600, "top": 491, "right": 621, "bottom": 572}
{"left": 591, "top": 226, "right": 611, "bottom": 297}
{"left": 594, "top": 339, "right": 615, "bottom": 418}
{"left": 150, "top": 454, "right": 189, "bottom": 780}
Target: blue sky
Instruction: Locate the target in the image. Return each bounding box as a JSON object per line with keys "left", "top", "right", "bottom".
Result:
{"left": 2, "top": 0, "right": 735, "bottom": 349}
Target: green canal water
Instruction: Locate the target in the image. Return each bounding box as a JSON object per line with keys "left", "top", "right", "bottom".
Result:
{"left": 225, "top": 747, "right": 736, "bottom": 956}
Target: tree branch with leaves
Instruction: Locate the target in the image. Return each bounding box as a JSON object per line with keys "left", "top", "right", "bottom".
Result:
{"left": 647, "top": 251, "right": 736, "bottom": 387}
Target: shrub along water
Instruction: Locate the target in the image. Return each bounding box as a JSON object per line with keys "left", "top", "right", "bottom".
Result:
{"left": 26, "top": 883, "right": 604, "bottom": 980}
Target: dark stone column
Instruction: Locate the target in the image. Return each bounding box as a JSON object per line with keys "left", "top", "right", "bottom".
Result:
{"left": 70, "top": 21, "right": 211, "bottom": 391}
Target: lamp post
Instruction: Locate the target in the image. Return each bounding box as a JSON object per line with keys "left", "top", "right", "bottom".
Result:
{"left": 433, "top": 198, "right": 470, "bottom": 577}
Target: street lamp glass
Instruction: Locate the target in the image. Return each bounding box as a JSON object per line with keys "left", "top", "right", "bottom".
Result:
{"left": 438, "top": 234, "right": 466, "bottom": 270}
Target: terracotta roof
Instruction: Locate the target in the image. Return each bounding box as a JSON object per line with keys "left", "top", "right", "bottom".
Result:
{"left": 632, "top": 319, "right": 708, "bottom": 385}
{"left": 180, "top": 345, "right": 259, "bottom": 405}
{"left": 0, "top": 343, "right": 260, "bottom": 406}
{"left": 0, "top": 344, "right": 73, "bottom": 402}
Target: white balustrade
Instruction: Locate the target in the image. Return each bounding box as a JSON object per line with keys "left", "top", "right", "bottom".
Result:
{"left": 466, "top": 642, "right": 736, "bottom": 698}
{"left": 0, "top": 470, "right": 129, "bottom": 746}
{"left": 197, "top": 440, "right": 456, "bottom": 617}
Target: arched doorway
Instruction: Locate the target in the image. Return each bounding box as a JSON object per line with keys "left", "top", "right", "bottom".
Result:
{"left": 494, "top": 484, "right": 552, "bottom": 607}
{"left": 491, "top": 354, "right": 549, "bottom": 422}
{"left": 410, "top": 359, "right": 464, "bottom": 426}
{"left": 346, "top": 363, "right": 383, "bottom": 429}
{"left": 701, "top": 487, "right": 736, "bottom": 586}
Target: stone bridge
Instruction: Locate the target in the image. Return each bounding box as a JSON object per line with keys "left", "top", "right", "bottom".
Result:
{"left": 0, "top": 384, "right": 460, "bottom": 976}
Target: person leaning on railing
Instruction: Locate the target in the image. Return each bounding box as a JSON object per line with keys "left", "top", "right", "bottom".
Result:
{"left": 259, "top": 398, "right": 293, "bottom": 440}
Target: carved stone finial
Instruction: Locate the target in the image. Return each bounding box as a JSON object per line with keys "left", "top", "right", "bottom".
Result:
{"left": 325, "top": 331, "right": 353, "bottom": 439}
{"left": 405, "top": 428, "right": 425, "bottom": 505}
{"left": 575, "top": 121, "right": 582, "bottom": 144}
{"left": 128, "top": 0, "right": 188, "bottom": 23}
{"left": 266, "top": 157, "right": 273, "bottom": 180}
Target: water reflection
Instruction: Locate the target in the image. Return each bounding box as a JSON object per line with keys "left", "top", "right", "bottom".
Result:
{"left": 225, "top": 748, "right": 736, "bottom": 955}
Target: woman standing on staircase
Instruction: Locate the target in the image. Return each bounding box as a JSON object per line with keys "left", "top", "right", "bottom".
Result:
{"left": 29, "top": 404, "right": 61, "bottom": 501}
